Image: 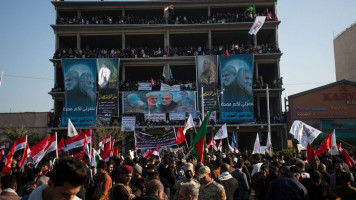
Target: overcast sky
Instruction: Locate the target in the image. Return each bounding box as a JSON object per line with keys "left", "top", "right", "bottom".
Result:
{"left": 0, "top": 0, "right": 355, "bottom": 113}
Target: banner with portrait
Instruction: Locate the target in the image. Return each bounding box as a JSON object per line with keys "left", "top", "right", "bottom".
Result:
{"left": 122, "top": 91, "right": 196, "bottom": 114}
{"left": 196, "top": 55, "right": 218, "bottom": 113}
{"left": 219, "top": 54, "right": 254, "bottom": 122}
{"left": 97, "top": 58, "right": 119, "bottom": 117}
{"left": 134, "top": 129, "right": 177, "bottom": 149}
{"left": 61, "top": 59, "right": 97, "bottom": 127}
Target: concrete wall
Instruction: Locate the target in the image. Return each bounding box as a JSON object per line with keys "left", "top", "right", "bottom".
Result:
{"left": 0, "top": 112, "right": 49, "bottom": 138}
{"left": 334, "top": 23, "right": 356, "bottom": 82}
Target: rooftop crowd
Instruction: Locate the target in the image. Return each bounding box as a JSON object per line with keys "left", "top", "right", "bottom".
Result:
{"left": 53, "top": 44, "right": 281, "bottom": 59}
{"left": 56, "top": 9, "right": 277, "bottom": 25}
{"left": 0, "top": 145, "right": 355, "bottom": 200}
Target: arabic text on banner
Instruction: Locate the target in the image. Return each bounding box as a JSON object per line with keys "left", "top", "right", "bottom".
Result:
{"left": 135, "top": 129, "right": 177, "bottom": 149}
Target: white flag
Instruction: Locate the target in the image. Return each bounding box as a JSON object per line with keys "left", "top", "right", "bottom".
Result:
{"left": 214, "top": 124, "right": 228, "bottom": 140}
{"left": 67, "top": 119, "right": 78, "bottom": 137}
{"left": 129, "top": 150, "right": 135, "bottom": 159}
{"left": 290, "top": 120, "right": 322, "bottom": 150}
{"left": 183, "top": 114, "right": 195, "bottom": 135}
{"left": 330, "top": 130, "right": 339, "bottom": 156}
{"left": 252, "top": 133, "right": 261, "bottom": 154}
{"left": 249, "top": 16, "right": 266, "bottom": 35}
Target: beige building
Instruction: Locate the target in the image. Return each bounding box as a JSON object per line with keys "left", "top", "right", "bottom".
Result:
{"left": 0, "top": 112, "right": 49, "bottom": 141}
{"left": 334, "top": 22, "right": 356, "bottom": 82}
{"left": 49, "top": 0, "right": 287, "bottom": 151}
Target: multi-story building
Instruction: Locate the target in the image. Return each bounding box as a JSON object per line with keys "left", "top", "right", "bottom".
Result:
{"left": 49, "top": 0, "right": 286, "bottom": 152}
{"left": 334, "top": 22, "right": 356, "bottom": 82}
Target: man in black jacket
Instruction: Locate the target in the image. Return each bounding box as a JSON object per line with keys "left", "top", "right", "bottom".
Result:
{"left": 218, "top": 163, "right": 238, "bottom": 200}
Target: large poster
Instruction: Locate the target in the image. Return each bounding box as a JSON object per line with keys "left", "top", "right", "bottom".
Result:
{"left": 219, "top": 54, "right": 254, "bottom": 122}
{"left": 134, "top": 129, "right": 177, "bottom": 149}
{"left": 97, "top": 89, "right": 118, "bottom": 117}
{"left": 97, "top": 58, "right": 119, "bottom": 117}
{"left": 122, "top": 91, "right": 196, "bottom": 114}
{"left": 196, "top": 55, "right": 218, "bottom": 113}
{"left": 61, "top": 59, "right": 97, "bottom": 127}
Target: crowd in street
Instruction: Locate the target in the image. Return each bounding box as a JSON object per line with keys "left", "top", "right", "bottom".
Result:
{"left": 0, "top": 147, "right": 355, "bottom": 200}
{"left": 53, "top": 44, "right": 280, "bottom": 59}
{"left": 56, "top": 10, "right": 277, "bottom": 25}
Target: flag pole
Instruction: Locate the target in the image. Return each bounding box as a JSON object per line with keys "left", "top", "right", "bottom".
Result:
{"left": 266, "top": 84, "right": 272, "bottom": 152}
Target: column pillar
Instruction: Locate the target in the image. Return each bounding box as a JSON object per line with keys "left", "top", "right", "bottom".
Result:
{"left": 55, "top": 34, "right": 59, "bottom": 50}
{"left": 122, "top": 33, "right": 126, "bottom": 49}
{"left": 122, "top": 65, "right": 126, "bottom": 82}
{"left": 76, "top": 33, "right": 81, "bottom": 50}
{"left": 208, "top": 30, "right": 212, "bottom": 50}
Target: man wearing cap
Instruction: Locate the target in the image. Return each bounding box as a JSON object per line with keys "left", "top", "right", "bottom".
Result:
{"left": 173, "top": 163, "right": 200, "bottom": 200}
{"left": 131, "top": 164, "right": 145, "bottom": 195}
{"left": 197, "top": 166, "right": 226, "bottom": 200}
{"left": 112, "top": 165, "right": 135, "bottom": 200}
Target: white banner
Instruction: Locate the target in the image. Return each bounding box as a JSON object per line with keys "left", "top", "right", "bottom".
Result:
{"left": 121, "top": 116, "right": 136, "bottom": 131}
{"left": 249, "top": 16, "right": 266, "bottom": 35}
{"left": 138, "top": 82, "right": 152, "bottom": 91}
{"left": 144, "top": 113, "right": 166, "bottom": 121}
{"left": 169, "top": 112, "right": 185, "bottom": 121}
{"left": 160, "top": 83, "right": 181, "bottom": 91}
{"left": 181, "top": 83, "right": 193, "bottom": 89}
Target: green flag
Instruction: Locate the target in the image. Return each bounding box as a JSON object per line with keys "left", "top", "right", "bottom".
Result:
{"left": 245, "top": 6, "right": 253, "bottom": 12}
{"left": 191, "top": 105, "right": 215, "bottom": 163}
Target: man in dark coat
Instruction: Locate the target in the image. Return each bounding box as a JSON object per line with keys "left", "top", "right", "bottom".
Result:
{"left": 231, "top": 160, "right": 250, "bottom": 200}
{"left": 265, "top": 166, "right": 309, "bottom": 200}
{"left": 302, "top": 170, "right": 338, "bottom": 200}
{"left": 218, "top": 163, "right": 238, "bottom": 200}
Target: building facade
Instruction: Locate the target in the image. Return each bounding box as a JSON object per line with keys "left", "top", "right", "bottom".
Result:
{"left": 49, "top": 0, "right": 286, "bottom": 152}
{"left": 288, "top": 80, "right": 356, "bottom": 146}
{"left": 334, "top": 22, "right": 356, "bottom": 82}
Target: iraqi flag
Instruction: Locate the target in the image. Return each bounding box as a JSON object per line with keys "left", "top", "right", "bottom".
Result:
{"left": 145, "top": 148, "right": 159, "bottom": 159}
{"left": 66, "top": 131, "right": 92, "bottom": 156}
{"left": 57, "top": 137, "right": 65, "bottom": 156}
{"left": 207, "top": 138, "right": 217, "bottom": 151}
{"left": 100, "top": 140, "right": 112, "bottom": 162}
{"left": 37, "top": 133, "right": 58, "bottom": 167}
{"left": 217, "top": 139, "right": 222, "bottom": 151}
{"left": 81, "top": 134, "right": 91, "bottom": 166}
{"left": 99, "top": 135, "right": 111, "bottom": 152}
{"left": 18, "top": 143, "right": 30, "bottom": 170}
{"left": 30, "top": 135, "right": 51, "bottom": 165}
{"left": 2, "top": 136, "right": 27, "bottom": 174}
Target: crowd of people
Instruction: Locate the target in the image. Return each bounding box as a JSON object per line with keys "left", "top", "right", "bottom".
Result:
{"left": 119, "top": 80, "right": 196, "bottom": 91}
{"left": 52, "top": 44, "right": 280, "bottom": 59}
{"left": 56, "top": 10, "right": 277, "bottom": 25}
{"left": 1, "top": 146, "right": 355, "bottom": 200}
